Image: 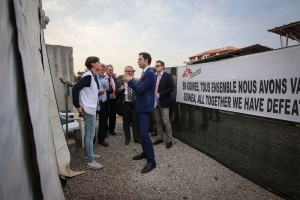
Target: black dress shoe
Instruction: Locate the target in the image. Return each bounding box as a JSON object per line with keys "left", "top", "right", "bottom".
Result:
{"left": 141, "top": 162, "right": 156, "bottom": 173}
{"left": 153, "top": 139, "right": 163, "bottom": 145}
{"left": 132, "top": 153, "right": 146, "bottom": 160}
{"left": 109, "top": 131, "right": 117, "bottom": 135}
{"left": 166, "top": 142, "right": 172, "bottom": 149}
{"left": 150, "top": 132, "right": 157, "bottom": 137}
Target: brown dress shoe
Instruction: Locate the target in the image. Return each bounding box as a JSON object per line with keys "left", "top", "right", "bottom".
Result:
{"left": 134, "top": 139, "right": 141, "bottom": 144}
{"left": 125, "top": 140, "right": 130, "bottom": 145}
{"left": 100, "top": 141, "right": 109, "bottom": 147}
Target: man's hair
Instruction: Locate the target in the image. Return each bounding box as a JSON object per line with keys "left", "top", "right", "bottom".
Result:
{"left": 100, "top": 63, "right": 107, "bottom": 70}
{"left": 156, "top": 60, "right": 165, "bottom": 69}
{"left": 139, "top": 52, "right": 152, "bottom": 65}
{"left": 107, "top": 64, "right": 113, "bottom": 70}
{"left": 170, "top": 67, "right": 177, "bottom": 75}
{"left": 85, "top": 56, "right": 99, "bottom": 69}
{"left": 125, "top": 66, "right": 135, "bottom": 72}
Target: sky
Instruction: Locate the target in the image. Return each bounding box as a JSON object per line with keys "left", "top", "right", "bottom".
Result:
{"left": 43, "top": 0, "right": 300, "bottom": 78}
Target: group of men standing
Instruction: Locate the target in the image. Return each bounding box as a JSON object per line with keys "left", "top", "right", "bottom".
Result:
{"left": 73, "top": 52, "right": 176, "bottom": 173}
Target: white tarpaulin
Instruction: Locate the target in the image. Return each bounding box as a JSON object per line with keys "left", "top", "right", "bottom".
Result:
{"left": 42, "top": 33, "right": 85, "bottom": 178}
{"left": 177, "top": 45, "right": 300, "bottom": 123}
{"left": 0, "top": 0, "right": 83, "bottom": 199}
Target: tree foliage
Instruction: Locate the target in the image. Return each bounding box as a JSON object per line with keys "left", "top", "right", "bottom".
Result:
{"left": 74, "top": 71, "right": 84, "bottom": 82}
{"left": 117, "top": 75, "right": 123, "bottom": 80}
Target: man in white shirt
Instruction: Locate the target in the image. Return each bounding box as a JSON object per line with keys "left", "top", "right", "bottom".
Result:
{"left": 116, "top": 66, "right": 141, "bottom": 145}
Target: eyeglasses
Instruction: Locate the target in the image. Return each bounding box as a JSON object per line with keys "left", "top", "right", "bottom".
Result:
{"left": 124, "top": 70, "right": 133, "bottom": 72}
{"left": 155, "top": 65, "right": 162, "bottom": 68}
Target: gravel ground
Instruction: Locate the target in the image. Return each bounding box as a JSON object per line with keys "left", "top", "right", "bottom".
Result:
{"left": 64, "top": 117, "right": 282, "bottom": 200}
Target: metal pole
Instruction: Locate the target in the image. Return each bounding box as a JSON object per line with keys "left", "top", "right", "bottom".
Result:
{"left": 65, "top": 81, "right": 68, "bottom": 142}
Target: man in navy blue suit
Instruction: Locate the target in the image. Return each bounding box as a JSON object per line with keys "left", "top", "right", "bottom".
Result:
{"left": 122, "top": 52, "right": 156, "bottom": 173}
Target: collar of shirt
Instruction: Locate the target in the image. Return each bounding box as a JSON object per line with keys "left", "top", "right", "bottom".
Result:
{"left": 97, "top": 74, "right": 106, "bottom": 79}
{"left": 157, "top": 71, "right": 164, "bottom": 76}
{"left": 143, "top": 66, "right": 150, "bottom": 73}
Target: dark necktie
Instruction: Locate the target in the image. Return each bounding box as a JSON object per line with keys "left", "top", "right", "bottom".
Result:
{"left": 127, "top": 86, "right": 132, "bottom": 101}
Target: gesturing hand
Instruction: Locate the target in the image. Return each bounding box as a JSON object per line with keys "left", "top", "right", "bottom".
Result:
{"left": 122, "top": 73, "right": 133, "bottom": 83}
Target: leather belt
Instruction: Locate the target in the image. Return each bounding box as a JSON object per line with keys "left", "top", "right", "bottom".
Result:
{"left": 125, "top": 101, "right": 133, "bottom": 105}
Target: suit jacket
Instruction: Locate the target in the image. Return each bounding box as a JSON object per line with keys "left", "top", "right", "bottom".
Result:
{"left": 116, "top": 79, "right": 137, "bottom": 105}
{"left": 128, "top": 67, "right": 156, "bottom": 113}
{"left": 157, "top": 72, "right": 174, "bottom": 108}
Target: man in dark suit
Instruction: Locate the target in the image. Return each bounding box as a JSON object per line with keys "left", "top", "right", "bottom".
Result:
{"left": 122, "top": 52, "right": 156, "bottom": 173}
{"left": 106, "top": 64, "right": 118, "bottom": 135}
{"left": 152, "top": 60, "right": 174, "bottom": 149}
{"left": 116, "top": 66, "right": 141, "bottom": 145}
{"left": 95, "top": 64, "right": 111, "bottom": 147}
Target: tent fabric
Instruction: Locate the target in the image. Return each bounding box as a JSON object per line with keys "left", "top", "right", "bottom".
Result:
{"left": 41, "top": 31, "right": 85, "bottom": 178}
{"left": 0, "top": 0, "right": 83, "bottom": 199}
{"left": 0, "top": 0, "right": 41, "bottom": 199}
{"left": 11, "top": 0, "right": 65, "bottom": 199}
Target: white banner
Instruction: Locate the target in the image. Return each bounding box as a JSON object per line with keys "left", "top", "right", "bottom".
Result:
{"left": 177, "top": 45, "right": 300, "bottom": 123}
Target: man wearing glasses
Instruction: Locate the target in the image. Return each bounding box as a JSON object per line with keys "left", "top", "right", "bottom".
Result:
{"left": 152, "top": 60, "right": 174, "bottom": 149}
{"left": 96, "top": 64, "right": 111, "bottom": 147}
{"left": 116, "top": 66, "right": 141, "bottom": 145}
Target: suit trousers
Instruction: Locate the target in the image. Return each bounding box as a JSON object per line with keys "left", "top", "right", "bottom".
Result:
{"left": 123, "top": 103, "right": 139, "bottom": 140}
{"left": 98, "top": 100, "right": 108, "bottom": 143}
{"left": 108, "top": 98, "right": 117, "bottom": 133}
{"left": 154, "top": 104, "right": 173, "bottom": 142}
{"left": 136, "top": 112, "right": 155, "bottom": 164}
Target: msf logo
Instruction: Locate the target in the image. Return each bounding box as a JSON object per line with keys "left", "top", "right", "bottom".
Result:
{"left": 182, "top": 67, "right": 193, "bottom": 78}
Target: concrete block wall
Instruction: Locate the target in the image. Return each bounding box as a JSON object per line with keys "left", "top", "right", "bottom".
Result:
{"left": 173, "top": 104, "right": 300, "bottom": 199}
{"left": 46, "top": 45, "right": 74, "bottom": 111}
